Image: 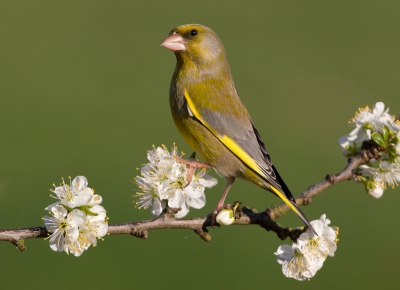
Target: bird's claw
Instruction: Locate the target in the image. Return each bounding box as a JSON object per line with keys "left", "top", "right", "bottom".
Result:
{"left": 175, "top": 156, "right": 211, "bottom": 187}
{"left": 207, "top": 209, "right": 220, "bottom": 227}
{"left": 185, "top": 166, "right": 195, "bottom": 188}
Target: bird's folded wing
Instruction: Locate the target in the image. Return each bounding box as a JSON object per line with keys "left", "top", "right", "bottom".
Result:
{"left": 183, "top": 90, "right": 280, "bottom": 188}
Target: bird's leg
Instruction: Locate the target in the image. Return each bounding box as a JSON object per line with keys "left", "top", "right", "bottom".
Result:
{"left": 175, "top": 155, "right": 211, "bottom": 187}
{"left": 210, "top": 177, "right": 235, "bottom": 226}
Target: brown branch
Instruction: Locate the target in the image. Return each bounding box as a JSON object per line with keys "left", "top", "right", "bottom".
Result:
{"left": 0, "top": 150, "right": 375, "bottom": 251}
{"left": 0, "top": 208, "right": 298, "bottom": 251}
{"left": 267, "top": 149, "right": 376, "bottom": 221}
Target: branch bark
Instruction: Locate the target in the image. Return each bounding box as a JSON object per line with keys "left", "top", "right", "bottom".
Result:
{"left": 0, "top": 150, "right": 373, "bottom": 251}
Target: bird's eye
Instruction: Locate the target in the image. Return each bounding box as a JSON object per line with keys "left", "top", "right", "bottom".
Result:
{"left": 189, "top": 29, "right": 198, "bottom": 37}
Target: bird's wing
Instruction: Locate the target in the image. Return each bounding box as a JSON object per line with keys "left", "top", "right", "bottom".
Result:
{"left": 183, "top": 89, "right": 272, "bottom": 178}
{"left": 183, "top": 90, "right": 297, "bottom": 202}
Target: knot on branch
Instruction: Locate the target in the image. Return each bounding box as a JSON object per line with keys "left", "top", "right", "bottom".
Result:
{"left": 298, "top": 196, "right": 312, "bottom": 206}
{"left": 130, "top": 228, "right": 148, "bottom": 239}
{"left": 361, "top": 141, "right": 381, "bottom": 160}
{"left": 159, "top": 207, "right": 181, "bottom": 219}
{"left": 14, "top": 239, "right": 26, "bottom": 251}
{"left": 265, "top": 205, "right": 285, "bottom": 220}
{"left": 194, "top": 228, "right": 211, "bottom": 242}
{"left": 325, "top": 174, "right": 336, "bottom": 184}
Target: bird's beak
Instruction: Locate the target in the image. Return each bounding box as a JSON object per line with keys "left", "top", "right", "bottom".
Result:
{"left": 160, "top": 33, "right": 186, "bottom": 52}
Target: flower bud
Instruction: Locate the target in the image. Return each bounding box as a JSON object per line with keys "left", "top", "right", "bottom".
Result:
{"left": 216, "top": 208, "right": 235, "bottom": 225}
{"left": 365, "top": 179, "right": 384, "bottom": 198}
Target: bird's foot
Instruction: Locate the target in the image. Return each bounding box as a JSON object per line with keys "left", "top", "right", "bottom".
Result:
{"left": 208, "top": 209, "right": 219, "bottom": 227}
{"left": 175, "top": 156, "right": 211, "bottom": 187}
{"left": 207, "top": 203, "right": 225, "bottom": 227}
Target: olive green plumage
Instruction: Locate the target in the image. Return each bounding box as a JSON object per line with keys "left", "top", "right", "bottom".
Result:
{"left": 162, "top": 24, "right": 315, "bottom": 233}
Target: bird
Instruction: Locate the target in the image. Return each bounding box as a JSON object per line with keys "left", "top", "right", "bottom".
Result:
{"left": 160, "top": 24, "right": 316, "bottom": 234}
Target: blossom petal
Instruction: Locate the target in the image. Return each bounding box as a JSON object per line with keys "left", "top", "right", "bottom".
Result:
{"left": 183, "top": 185, "right": 205, "bottom": 199}
{"left": 275, "top": 244, "right": 294, "bottom": 265}
{"left": 151, "top": 198, "right": 165, "bottom": 216}
{"left": 72, "top": 176, "right": 88, "bottom": 191}
{"left": 186, "top": 194, "right": 206, "bottom": 209}
{"left": 61, "top": 189, "right": 93, "bottom": 208}
{"left": 44, "top": 201, "right": 61, "bottom": 211}
{"left": 168, "top": 190, "right": 184, "bottom": 208}
{"left": 373, "top": 102, "right": 385, "bottom": 116}
{"left": 198, "top": 174, "right": 218, "bottom": 187}
{"left": 174, "top": 201, "right": 190, "bottom": 218}
{"left": 49, "top": 234, "right": 66, "bottom": 252}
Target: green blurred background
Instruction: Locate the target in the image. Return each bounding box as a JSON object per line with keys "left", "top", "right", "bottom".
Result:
{"left": 1, "top": 0, "right": 399, "bottom": 288}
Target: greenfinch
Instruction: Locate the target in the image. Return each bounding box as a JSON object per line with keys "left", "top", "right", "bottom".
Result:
{"left": 161, "top": 24, "right": 316, "bottom": 234}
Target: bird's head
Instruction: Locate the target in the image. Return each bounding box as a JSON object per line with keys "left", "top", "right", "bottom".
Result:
{"left": 161, "top": 24, "right": 228, "bottom": 71}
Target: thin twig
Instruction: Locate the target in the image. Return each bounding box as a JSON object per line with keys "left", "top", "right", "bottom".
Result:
{"left": 267, "top": 149, "right": 374, "bottom": 220}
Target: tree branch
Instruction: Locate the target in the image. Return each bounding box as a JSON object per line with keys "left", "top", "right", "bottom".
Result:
{"left": 267, "top": 149, "right": 375, "bottom": 220}
{"left": 0, "top": 150, "right": 374, "bottom": 251}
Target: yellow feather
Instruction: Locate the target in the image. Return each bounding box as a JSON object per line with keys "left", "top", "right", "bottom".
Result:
{"left": 269, "top": 186, "right": 302, "bottom": 217}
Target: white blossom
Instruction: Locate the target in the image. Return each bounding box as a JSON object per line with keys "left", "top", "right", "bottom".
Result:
{"left": 338, "top": 128, "right": 370, "bottom": 157}
{"left": 339, "top": 102, "right": 400, "bottom": 197}
{"left": 134, "top": 174, "right": 167, "bottom": 216}
{"left": 44, "top": 176, "right": 108, "bottom": 256}
{"left": 44, "top": 205, "right": 86, "bottom": 252}
{"left": 50, "top": 176, "right": 102, "bottom": 209}
{"left": 340, "top": 102, "right": 400, "bottom": 157}
{"left": 275, "top": 244, "right": 318, "bottom": 281}
{"left": 172, "top": 168, "right": 217, "bottom": 218}
{"left": 85, "top": 205, "right": 109, "bottom": 240}
{"left": 64, "top": 205, "right": 108, "bottom": 256}
{"left": 134, "top": 145, "right": 187, "bottom": 216}
{"left": 349, "top": 102, "right": 394, "bottom": 133}
{"left": 134, "top": 145, "right": 217, "bottom": 218}
{"left": 297, "top": 226, "right": 329, "bottom": 269}
{"left": 315, "top": 214, "right": 338, "bottom": 257}
{"left": 64, "top": 226, "right": 93, "bottom": 257}
{"left": 275, "top": 214, "right": 338, "bottom": 280}
{"left": 360, "top": 161, "right": 400, "bottom": 188}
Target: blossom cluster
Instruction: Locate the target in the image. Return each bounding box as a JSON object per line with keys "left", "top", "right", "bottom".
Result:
{"left": 43, "top": 176, "right": 108, "bottom": 257}
{"left": 338, "top": 102, "right": 400, "bottom": 198}
{"left": 275, "top": 214, "right": 339, "bottom": 281}
{"left": 134, "top": 144, "right": 217, "bottom": 218}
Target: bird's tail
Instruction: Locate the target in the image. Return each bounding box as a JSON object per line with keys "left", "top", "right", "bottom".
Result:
{"left": 270, "top": 165, "right": 318, "bottom": 236}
